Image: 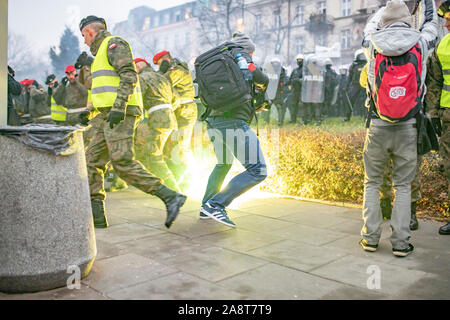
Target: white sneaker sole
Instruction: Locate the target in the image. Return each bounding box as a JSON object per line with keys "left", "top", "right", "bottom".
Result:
{"left": 200, "top": 207, "right": 236, "bottom": 227}
{"left": 362, "top": 246, "right": 377, "bottom": 252}
{"left": 393, "top": 250, "right": 412, "bottom": 257}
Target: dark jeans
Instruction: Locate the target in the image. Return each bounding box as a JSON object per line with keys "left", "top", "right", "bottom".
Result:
{"left": 202, "top": 117, "right": 267, "bottom": 209}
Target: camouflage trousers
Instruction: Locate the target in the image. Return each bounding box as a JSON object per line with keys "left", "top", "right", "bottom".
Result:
{"left": 144, "top": 107, "right": 180, "bottom": 192}
{"left": 439, "top": 109, "right": 450, "bottom": 194}
{"left": 164, "top": 102, "right": 197, "bottom": 185}
{"left": 86, "top": 110, "right": 161, "bottom": 201}
{"left": 380, "top": 155, "right": 423, "bottom": 203}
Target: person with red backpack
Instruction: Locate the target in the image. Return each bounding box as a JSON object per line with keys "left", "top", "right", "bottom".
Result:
{"left": 360, "top": 0, "right": 438, "bottom": 257}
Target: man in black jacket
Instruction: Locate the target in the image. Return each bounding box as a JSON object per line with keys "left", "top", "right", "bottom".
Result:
{"left": 7, "top": 66, "right": 22, "bottom": 126}
{"left": 200, "top": 32, "right": 269, "bottom": 227}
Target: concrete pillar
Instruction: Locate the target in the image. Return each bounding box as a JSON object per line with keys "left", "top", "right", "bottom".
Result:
{"left": 0, "top": 1, "right": 96, "bottom": 293}
{"left": 0, "top": 130, "right": 96, "bottom": 293}
{"left": 1, "top": 0, "right": 7, "bottom": 126}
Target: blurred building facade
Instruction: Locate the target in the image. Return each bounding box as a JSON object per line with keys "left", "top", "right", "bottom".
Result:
{"left": 113, "top": 0, "right": 420, "bottom": 69}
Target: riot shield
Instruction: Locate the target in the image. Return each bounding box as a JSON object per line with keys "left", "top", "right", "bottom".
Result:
{"left": 301, "top": 55, "right": 325, "bottom": 104}
{"left": 331, "top": 84, "right": 339, "bottom": 106}
{"left": 263, "top": 55, "right": 282, "bottom": 100}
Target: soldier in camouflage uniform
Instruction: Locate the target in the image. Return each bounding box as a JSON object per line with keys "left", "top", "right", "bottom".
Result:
{"left": 425, "top": 3, "right": 450, "bottom": 235}
{"left": 53, "top": 65, "right": 89, "bottom": 126}
{"left": 153, "top": 51, "right": 197, "bottom": 191}
{"left": 79, "top": 15, "right": 186, "bottom": 229}
{"left": 135, "top": 57, "right": 181, "bottom": 192}
{"left": 20, "top": 79, "right": 52, "bottom": 124}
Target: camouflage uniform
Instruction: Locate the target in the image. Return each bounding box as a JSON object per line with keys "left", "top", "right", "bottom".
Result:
{"left": 161, "top": 59, "right": 197, "bottom": 187}
{"left": 426, "top": 43, "right": 450, "bottom": 193}
{"left": 53, "top": 78, "right": 88, "bottom": 126}
{"left": 138, "top": 65, "right": 181, "bottom": 192}
{"left": 86, "top": 30, "right": 161, "bottom": 202}
{"left": 29, "top": 84, "right": 52, "bottom": 124}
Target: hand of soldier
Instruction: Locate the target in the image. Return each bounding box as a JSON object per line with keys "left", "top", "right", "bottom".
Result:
{"left": 62, "top": 77, "right": 69, "bottom": 86}
{"left": 106, "top": 110, "right": 125, "bottom": 129}
{"left": 79, "top": 111, "right": 90, "bottom": 126}
{"left": 432, "top": 118, "right": 442, "bottom": 137}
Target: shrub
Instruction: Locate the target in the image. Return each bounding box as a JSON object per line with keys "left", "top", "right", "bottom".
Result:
{"left": 135, "top": 117, "right": 448, "bottom": 220}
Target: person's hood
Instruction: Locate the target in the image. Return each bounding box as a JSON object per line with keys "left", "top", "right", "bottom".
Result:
{"left": 370, "top": 25, "right": 420, "bottom": 56}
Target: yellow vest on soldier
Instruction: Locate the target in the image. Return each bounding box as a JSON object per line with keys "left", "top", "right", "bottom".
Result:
{"left": 50, "top": 96, "right": 68, "bottom": 122}
{"left": 437, "top": 33, "right": 450, "bottom": 108}
{"left": 90, "top": 36, "right": 143, "bottom": 109}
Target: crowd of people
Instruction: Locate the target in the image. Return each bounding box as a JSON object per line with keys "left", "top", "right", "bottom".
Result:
{"left": 5, "top": 0, "right": 450, "bottom": 258}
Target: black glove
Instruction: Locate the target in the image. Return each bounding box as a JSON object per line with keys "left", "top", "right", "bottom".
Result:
{"left": 75, "top": 52, "right": 94, "bottom": 69}
{"left": 432, "top": 118, "right": 442, "bottom": 137}
{"left": 159, "top": 60, "right": 170, "bottom": 73}
{"left": 79, "top": 111, "right": 90, "bottom": 126}
{"left": 8, "top": 65, "right": 14, "bottom": 77}
{"left": 62, "top": 77, "right": 68, "bottom": 86}
{"left": 106, "top": 110, "right": 125, "bottom": 129}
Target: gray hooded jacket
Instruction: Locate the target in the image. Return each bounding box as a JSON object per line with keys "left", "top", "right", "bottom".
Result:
{"left": 363, "top": 0, "right": 438, "bottom": 126}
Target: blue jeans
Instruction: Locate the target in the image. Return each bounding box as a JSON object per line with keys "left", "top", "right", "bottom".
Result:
{"left": 202, "top": 117, "right": 267, "bottom": 209}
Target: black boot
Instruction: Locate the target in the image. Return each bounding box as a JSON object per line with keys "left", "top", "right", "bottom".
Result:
{"left": 439, "top": 222, "right": 450, "bottom": 235}
{"left": 91, "top": 199, "right": 108, "bottom": 228}
{"left": 410, "top": 201, "right": 419, "bottom": 231}
{"left": 154, "top": 184, "right": 187, "bottom": 229}
{"left": 380, "top": 198, "right": 392, "bottom": 220}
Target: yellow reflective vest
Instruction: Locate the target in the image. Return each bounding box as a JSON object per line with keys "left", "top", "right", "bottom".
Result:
{"left": 90, "top": 36, "right": 143, "bottom": 109}
{"left": 437, "top": 33, "right": 450, "bottom": 108}
{"left": 50, "top": 96, "right": 67, "bottom": 122}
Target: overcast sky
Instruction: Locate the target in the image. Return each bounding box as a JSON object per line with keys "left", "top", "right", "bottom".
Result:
{"left": 8, "top": 0, "right": 192, "bottom": 52}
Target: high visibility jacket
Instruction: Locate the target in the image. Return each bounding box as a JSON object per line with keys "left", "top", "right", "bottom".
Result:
{"left": 437, "top": 33, "right": 450, "bottom": 108}
{"left": 91, "top": 36, "right": 143, "bottom": 109}
{"left": 50, "top": 96, "right": 67, "bottom": 121}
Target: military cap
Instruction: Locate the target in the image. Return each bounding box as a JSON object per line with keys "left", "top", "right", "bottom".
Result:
{"left": 79, "top": 15, "right": 107, "bottom": 31}
{"left": 45, "top": 74, "right": 56, "bottom": 85}
{"left": 153, "top": 51, "right": 170, "bottom": 64}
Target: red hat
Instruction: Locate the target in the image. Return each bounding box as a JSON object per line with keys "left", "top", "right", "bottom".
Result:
{"left": 134, "top": 58, "right": 150, "bottom": 66}
{"left": 20, "top": 79, "right": 35, "bottom": 87}
{"left": 65, "top": 65, "right": 76, "bottom": 73}
{"left": 153, "top": 50, "right": 170, "bottom": 64}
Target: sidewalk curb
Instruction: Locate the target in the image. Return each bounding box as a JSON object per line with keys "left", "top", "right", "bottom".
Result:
{"left": 265, "top": 193, "right": 362, "bottom": 209}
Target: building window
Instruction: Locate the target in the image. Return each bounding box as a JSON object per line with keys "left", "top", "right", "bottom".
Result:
{"left": 185, "top": 8, "right": 191, "bottom": 19}
{"left": 274, "top": 9, "right": 281, "bottom": 30}
{"left": 295, "top": 36, "right": 304, "bottom": 54}
{"left": 342, "top": 0, "right": 351, "bottom": 17}
{"left": 255, "top": 14, "right": 262, "bottom": 33}
{"left": 341, "top": 29, "right": 351, "bottom": 49}
{"left": 316, "top": 33, "right": 327, "bottom": 47}
{"left": 143, "top": 17, "right": 151, "bottom": 31}
{"left": 154, "top": 15, "right": 160, "bottom": 27}
{"left": 163, "top": 13, "right": 170, "bottom": 25}
{"left": 296, "top": 6, "right": 304, "bottom": 25}
{"left": 175, "top": 10, "right": 182, "bottom": 22}
{"left": 185, "top": 32, "right": 191, "bottom": 46}
{"left": 318, "top": 1, "right": 326, "bottom": 14}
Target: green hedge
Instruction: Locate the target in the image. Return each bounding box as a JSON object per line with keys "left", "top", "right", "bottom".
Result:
{"left": 135, "top": 117, "right": 449, "bottom": 220}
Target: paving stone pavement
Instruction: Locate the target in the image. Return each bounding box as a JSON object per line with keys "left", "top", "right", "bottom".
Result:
{"left": 1, "top": 187, "right": 449, "bottom": 300}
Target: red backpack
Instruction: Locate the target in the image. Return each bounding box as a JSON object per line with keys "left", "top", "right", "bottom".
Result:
{"left": 371, "top": 44, "right": 422, "bottom": 122}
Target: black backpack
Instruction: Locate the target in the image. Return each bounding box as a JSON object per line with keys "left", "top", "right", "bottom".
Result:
{"left": 194, "top": 42, "right": 252, "bottom": 113}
